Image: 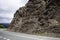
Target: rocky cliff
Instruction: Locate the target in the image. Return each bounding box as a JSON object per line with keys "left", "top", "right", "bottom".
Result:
{"left": 8, "top": 0, "right": 60, "bottom": 37}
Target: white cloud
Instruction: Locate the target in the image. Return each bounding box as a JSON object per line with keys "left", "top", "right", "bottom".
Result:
{"left": 0, "top": 13, "right": 14, "bottom": 18}
{"left": 0, "top": 0, "right": 28, "bottom": 11}
{"left": 0, "top": 13, "right": 13, "bottom": 23}
{"left": 0, "top": 18, "right": 12, "bottom": 23}
{"left": 19, "top": 0, "right": 28, "bottom": 7}
{"left": 0, "top": 0, "right": 28, "bottom": 23}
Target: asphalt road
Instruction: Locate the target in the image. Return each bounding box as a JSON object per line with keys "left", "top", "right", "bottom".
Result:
{"left": 0, "top": 29, "right": 60, "bottom": 40}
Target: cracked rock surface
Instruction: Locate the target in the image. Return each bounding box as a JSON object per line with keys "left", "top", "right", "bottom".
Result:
{"left": 8, "top": 0, "right": 60, "bottom": 37}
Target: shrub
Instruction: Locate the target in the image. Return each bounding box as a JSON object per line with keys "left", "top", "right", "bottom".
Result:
{"left": 0, "top": 25, "right": 4, "bottom": 28}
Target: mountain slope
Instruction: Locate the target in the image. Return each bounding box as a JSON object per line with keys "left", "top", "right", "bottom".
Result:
{"left": 8, "top": 0, "right": 60, "bottom": 37}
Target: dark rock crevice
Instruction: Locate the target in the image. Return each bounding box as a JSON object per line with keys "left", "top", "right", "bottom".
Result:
{"left": 8, "top": 0, "right": 60, "bottom": 37}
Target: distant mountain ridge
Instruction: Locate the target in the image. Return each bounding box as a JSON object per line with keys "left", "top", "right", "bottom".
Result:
{"left": 0, "top": 23, "right": 9, "bottom": 28}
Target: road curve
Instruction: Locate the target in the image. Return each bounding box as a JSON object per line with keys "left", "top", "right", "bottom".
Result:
{"left": 0, "top": 29, "right": 60, "bottom": 40}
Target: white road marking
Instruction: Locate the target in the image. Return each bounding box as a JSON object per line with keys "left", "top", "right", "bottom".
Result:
{"left": 37, "top": 39, "right": 44, "bottom": 40}
{"left": 7, "top": 39, "right": 10, "bottom": 40}
{"left": 3, "top": 37, "right": 7, "bottom": 39}
{"left": 0, "top": 36, "right": 11, "bottom": 40}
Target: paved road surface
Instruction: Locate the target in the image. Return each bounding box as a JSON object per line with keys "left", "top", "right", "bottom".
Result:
{"left": 0, "top": 29, "right": 60, "bottom": 40}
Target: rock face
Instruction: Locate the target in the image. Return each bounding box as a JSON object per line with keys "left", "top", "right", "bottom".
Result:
{"left": 9, "top": 0, "right": 60, "bottom": 37}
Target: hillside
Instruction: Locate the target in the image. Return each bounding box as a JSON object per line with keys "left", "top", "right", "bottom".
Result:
{"left": 8, "top": 0, "right": 60, "bottom": 37}
{"left": 0, "top": 23, "right": 9, "bottom": 28}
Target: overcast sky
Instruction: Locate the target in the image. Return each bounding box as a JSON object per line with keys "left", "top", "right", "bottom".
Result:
{"left": 0, "top": 0, "right": 28, "bottom": 23}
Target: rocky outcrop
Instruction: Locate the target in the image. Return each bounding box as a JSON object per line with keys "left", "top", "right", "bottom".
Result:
{"left": 8, "top": 0, "right": 60, "bottom": 37}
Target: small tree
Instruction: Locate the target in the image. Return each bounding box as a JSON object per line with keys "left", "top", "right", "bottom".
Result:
{"left": 0, "top": 25, "right": 4, "bottom": 28}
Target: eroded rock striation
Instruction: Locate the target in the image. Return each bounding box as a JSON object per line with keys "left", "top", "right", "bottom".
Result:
{"left": 9, "top": 0, "right": 60, "bottom": 37}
